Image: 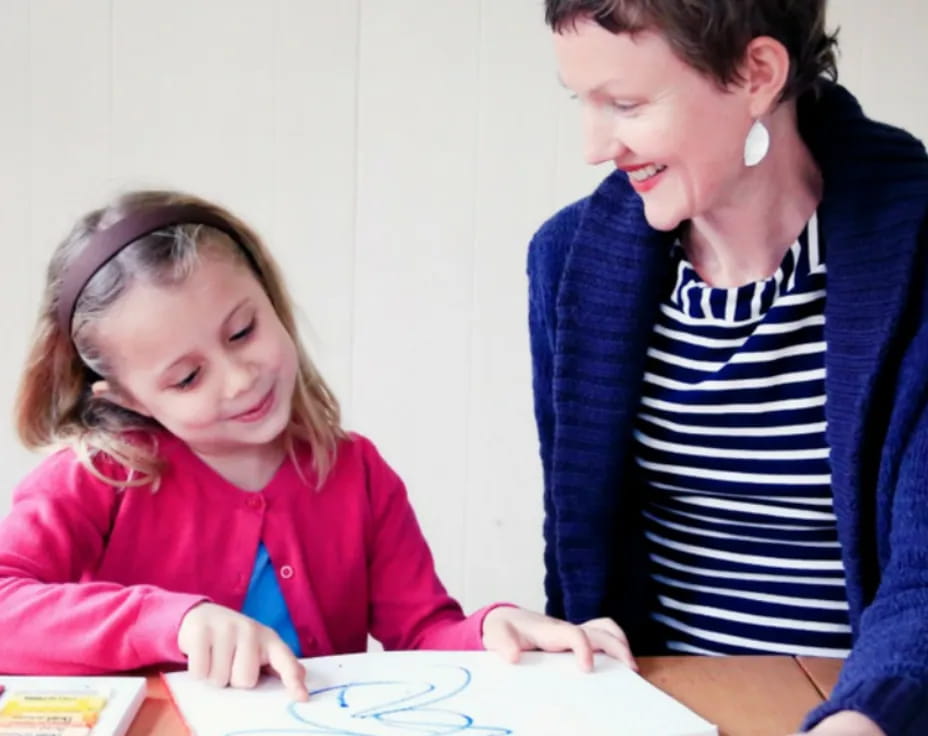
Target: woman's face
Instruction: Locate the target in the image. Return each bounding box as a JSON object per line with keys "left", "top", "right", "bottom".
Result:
{"left": 554, "top": 18, "right": 756, "bottom": 231}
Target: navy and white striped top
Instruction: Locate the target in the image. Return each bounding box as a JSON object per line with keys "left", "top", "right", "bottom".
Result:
{"left": 633, "top": 212, "right": 852, "bottom": 657}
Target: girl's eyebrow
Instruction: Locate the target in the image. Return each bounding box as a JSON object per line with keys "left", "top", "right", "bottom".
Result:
{"left": 157, "top": 298, "right": 251, "bottom": 376}
{"left": 221, "top": 298, "right": 251, "bottom": 325}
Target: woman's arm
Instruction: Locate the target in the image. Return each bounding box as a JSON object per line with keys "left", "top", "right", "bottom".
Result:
{"left": 803, "top": 231, "right": 928, "bottom": 735}
{"left": 526, "top": 201, "right": 586, "bottom": 620}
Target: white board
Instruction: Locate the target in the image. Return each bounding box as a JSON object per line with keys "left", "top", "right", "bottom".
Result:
{"left": 164, "top": 651, "right": 717, "bottom": 736}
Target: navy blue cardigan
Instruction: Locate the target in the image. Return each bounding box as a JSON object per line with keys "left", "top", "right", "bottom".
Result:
{"left": 528, "top": 84, "right": 928, "bottom": 734}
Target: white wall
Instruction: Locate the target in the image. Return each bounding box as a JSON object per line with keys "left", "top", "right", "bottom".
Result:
{"left": 0, "top": 1, "right": 925, "bottom": 615}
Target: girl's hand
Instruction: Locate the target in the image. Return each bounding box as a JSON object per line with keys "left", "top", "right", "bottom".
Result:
{"left": 481, "top": 607, "right": 636, "bottom": 672}
{"left": 789, "top": 710, "right": 885, "bottom": 736}
{"left": 177, "top": 602, "right": 309, "bottom": 701}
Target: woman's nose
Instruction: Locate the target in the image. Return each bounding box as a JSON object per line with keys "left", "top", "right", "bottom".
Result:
{"left": 582, "top": 104, "right": 627, "bottom": 166}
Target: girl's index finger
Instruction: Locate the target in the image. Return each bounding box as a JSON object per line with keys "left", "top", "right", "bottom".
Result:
{"left": 266, "top": 642, "right": 309, "bottom": 702}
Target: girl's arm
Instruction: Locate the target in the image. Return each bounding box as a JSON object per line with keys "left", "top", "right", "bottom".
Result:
{"left": 359, "top": 437, "right": 503, "bottom": 651}
{"left": 360, "top": 438, "right": 636, "bottom": 669}
{"left": 0, "top": 450, "right": 205, "bottom": 674}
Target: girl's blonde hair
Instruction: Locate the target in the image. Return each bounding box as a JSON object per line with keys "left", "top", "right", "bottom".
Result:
{"left": 16, "top": 190, "right": 344, "bottom": 488}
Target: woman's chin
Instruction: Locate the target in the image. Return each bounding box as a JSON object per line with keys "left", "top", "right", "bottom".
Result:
{"left": 641, "top": 206, "right": 685, "bottom": 233}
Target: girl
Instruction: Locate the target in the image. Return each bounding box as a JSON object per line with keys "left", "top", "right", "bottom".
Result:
{"left": 0, "top": 191, "right": 633, "bottom": 699}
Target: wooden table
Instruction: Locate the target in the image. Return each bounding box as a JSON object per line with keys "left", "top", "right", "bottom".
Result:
{"left": 130, "top": 656, "right": 844, "bottom": 736}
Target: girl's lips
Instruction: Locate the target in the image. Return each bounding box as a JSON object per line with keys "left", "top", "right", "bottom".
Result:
{"left": 231, "top": 388, "right": 275, "bottom": 422}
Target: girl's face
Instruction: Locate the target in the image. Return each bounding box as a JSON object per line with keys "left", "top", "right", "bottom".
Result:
{"left": 553, "top": 18, "right": 756, "bottom": 231}
{"left": 93, "top": 249, "right": 299, "bottom": 458}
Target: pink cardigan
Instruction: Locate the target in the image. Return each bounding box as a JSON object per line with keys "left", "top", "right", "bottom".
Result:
{"left": 0, "top": 432, "right": 498, "bottom": 674}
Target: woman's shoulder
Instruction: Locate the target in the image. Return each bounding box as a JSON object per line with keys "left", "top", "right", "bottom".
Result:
{"left": 806, "top": 83, "right": 928, "bottom": 194}
{"left": 527, "top": 197, "right": 589, "bottom": 292}
{"left": 530, "top": 197, "right": 588, "bottom": 251}
{"left": 528, "top": 170, "right": 650, "bottom": 282}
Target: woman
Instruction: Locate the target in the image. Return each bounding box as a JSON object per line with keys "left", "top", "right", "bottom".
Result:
{"left": 529, "top": 2, "right": 928, "bottom": 734}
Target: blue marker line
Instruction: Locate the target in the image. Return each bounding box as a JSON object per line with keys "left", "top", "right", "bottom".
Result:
{"left": 225, "top": 666, "right": 513, "bottom": 736}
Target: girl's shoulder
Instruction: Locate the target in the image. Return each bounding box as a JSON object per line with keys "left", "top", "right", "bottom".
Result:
{"left": 312, "top": 432, "right": 404, "bottom": 497}
{"left": 18, "top": 444, "right": 124, "bottom": 488}
{"left": 10, "top": 446, "right": 127, "bottom": 524}
{"left": 329, "top": 432, "right": 390, "bottom": 474}
{"left": 15, "top": 431, "right": 172, "bottom": 500}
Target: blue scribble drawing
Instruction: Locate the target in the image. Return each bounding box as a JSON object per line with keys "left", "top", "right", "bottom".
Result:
{"left": 226, "top": 666, "right": 513, "bottom": 736}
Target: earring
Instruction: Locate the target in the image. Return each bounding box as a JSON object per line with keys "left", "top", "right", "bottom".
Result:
{"left": 743, "top": 119, "right": 770, "bottom": 167}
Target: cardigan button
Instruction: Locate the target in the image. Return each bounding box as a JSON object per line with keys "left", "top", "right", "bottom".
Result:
{"left": 245, "top": 495, "right": 264, "bottom": 510}
{"left": 280, "top": 565, "right": 294, "bottom": 580}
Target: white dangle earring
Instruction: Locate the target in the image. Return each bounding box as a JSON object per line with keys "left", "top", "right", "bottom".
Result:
{"left": 743, "top": 119, "right": 770, "bottom": 167}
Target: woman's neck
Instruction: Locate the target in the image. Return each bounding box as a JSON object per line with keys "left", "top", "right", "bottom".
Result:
{"left": 683, "top": 105, "right": 823, "bottom": 287}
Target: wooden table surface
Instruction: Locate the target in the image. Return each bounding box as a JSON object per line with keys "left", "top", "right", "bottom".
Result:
{"left": 130, "top": 656, "right": 844, "bottom": 736}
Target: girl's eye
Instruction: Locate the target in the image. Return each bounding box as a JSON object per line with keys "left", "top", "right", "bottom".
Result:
{"left": 230, "top": 320, "right": 255, "bottom": 342}
{"left": 612, "top": 101, "right": 639, "bottom": 113}
{"left": 174, "top": 368, "right": 200, "bottom": 390}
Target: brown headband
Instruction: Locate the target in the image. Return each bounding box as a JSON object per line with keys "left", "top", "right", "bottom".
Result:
{"left": 56, "top": 204, "right": 246, "bottom": 333}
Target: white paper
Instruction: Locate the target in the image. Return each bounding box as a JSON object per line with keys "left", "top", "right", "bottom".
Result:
{"left": 165, "top": 651, "right": 717, "bottom": 736}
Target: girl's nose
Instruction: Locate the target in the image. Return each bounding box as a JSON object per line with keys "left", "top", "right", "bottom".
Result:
{"left": 224, "top": 358, "right": 258, "bottom": 400}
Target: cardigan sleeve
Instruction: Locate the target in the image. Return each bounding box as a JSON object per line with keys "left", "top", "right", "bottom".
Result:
{"left": 802, "top": 395, "right": 928, "bottom": 734}
{"left": 528, "top": 232, "right": 563, "bottom": 619}
{"left": 803, "top": 223, "right": 928, "bottom": 735}
{"left": 0, "top": 450, "right": 206, "bottom": 674}
{"left": 359, "top": 437, "right": 505, "bottom": 651}
{"left": 526, "top": 200, "right": 586, "bottom": 620}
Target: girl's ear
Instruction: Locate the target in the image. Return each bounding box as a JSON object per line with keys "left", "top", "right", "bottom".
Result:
{"left": 91, "top": 380, "right": 152, "bottom": 417}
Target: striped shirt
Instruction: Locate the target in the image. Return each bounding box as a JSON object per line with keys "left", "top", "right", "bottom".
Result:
{"left": 633, "top": 212, "right": 852, "bottom": 657}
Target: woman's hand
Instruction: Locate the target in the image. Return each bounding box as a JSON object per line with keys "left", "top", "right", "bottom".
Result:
{"left": 789, "top": 710, "right": 886, "bottom": 736}
{"left": 481, "top": 607, "right": 636, "bottom": 672}
{"left": 177, "top": 602, "right": 309, "bottom": 701}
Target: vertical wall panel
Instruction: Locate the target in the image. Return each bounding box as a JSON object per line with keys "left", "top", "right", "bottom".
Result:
{"left": 0, "top": 1, "right": 38, "bottom": 486}
{"left": 0, "top": 0, "right": 112, "bottom": 491}
{"left": 29, "top": 0, "right": 112, "bottom": 255}
{"left": 271, "top": 0, "right": 360, "bottom": 413}
{"left": 463, "top": 0, "right": 558, "bottom": 611}
{"left": 351, "top": 0, "right": 481, "bottom": 602}
{"left": 831, "top": 1, "right": 927, "bottom": 138}
{"left": 0, "top": 3, "right": 927, "bottom": 624}
{"left": 111, "top": 0, "right": 275, "bottom": 229}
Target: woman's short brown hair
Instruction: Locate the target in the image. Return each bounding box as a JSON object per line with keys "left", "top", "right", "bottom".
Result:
{"left": 545, "top": 0, "right": 839, "bottom": 101}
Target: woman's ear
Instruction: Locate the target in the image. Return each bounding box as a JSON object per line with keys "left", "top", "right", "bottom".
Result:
{"left": 91, "top": 380, "right": 151, "bottom": 417}
{"left": 741, "top": 36, "right": 791, "bottom": 117}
